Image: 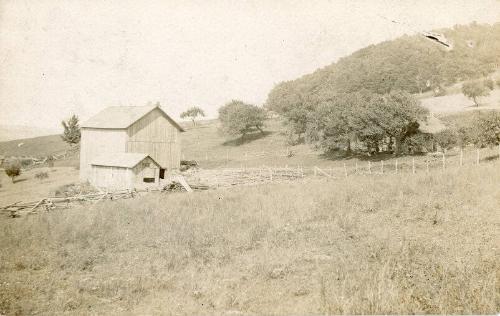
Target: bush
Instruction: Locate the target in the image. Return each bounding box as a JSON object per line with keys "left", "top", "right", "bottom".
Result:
{"left": 434, "top": 129, "right": 458, "bottom": 152}
{"left": 5, "top": 161, "right": 21, "bottom": 183}
{"left": 35, "top": 171, "right": 49, "bottom": 181}
{"left": 403, "top": 133, "right": 432, "bottom": 153}
{"left": 47, "top": 155, "right": 54, "bottom": 168}
{"left": 433, "top": 86, "right": 447, "bottom": 97}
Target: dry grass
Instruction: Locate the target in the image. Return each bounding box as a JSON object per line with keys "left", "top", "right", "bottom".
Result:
{"left": 0, "top": 167, "right": 79, "bottom": 205}
{"left": 0, "top": 163, "right": 498, "bottom": 315}
{"left": 420, "top": 88, "right": 500, "bottom": 115}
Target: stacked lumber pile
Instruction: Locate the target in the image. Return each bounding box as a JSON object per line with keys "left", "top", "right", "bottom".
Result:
{"left": 0, "top": 190, "right": 140, "bottom": 218}
{"left": 1, "top": 178, "right": 210, "bottom": 218}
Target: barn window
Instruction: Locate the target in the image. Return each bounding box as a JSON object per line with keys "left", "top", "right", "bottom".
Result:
{"left": 143, "top": 177, "right": 155, "bottom": 183}
{"left": 159, "top": 168, "right": 165, "bottom": 179}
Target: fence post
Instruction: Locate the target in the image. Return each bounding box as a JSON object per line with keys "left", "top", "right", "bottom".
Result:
{"left": 381, "top": 160, "right": 384, "bottom": 174}
{"left": 355, "top": 162, "right": 358, "bottom": 174}
{"left": 395, "top": 159, "right": 398, "bottom": 174}
{"left": 476, "top": 149, "right": 480, "bottom": 165}
{"left": 442, "top": 152, "right": 446, "bottom": 170}
{"left": 460, "top": 149, "right": 463, "bottom": 166}
{"left": 368, "top": 161, "right": 371, "bottom": 174}
{"left": 344, "top": 163, "right": 348, "bottom": 178}
{"left": 412, "top": 158, "right": 415, "bottom": 174}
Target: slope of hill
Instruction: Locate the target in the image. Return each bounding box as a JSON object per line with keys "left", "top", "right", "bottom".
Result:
{"left": 266, "top": 23, "right": 500, "bottom": 112}
{"left": 0, "top": 125, "right": 60, "bottom": 142}
{"left": 0, "top": 134, "right": 71, "bottom": 157}
{"left": 420, "top": 88, "right": 500, "bottom": 115}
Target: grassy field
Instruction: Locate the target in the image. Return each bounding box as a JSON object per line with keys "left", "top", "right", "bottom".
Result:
{"left": 420, "top": 89, "right": 500, "bottom": 115}
{"left": 0, "top": 163, "right": 498, "bottom": 315}
{"left": 0, "top": 167, "right": 79, "bottom": 205}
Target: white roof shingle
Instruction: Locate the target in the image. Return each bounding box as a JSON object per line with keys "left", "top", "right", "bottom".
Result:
{"left": 81, "top": 105, "right": 184, "bottom": 131}
{"left": 90, "top": 152, "right": 159, "bottom": 168}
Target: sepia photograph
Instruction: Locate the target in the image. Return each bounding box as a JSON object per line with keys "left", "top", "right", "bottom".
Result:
{"left": 0, "top": 0, "right": 499, "bottom": 314}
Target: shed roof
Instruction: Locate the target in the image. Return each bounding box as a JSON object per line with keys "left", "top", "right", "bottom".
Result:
{"left": 90, "top": 152, "right": 159, "bottom": 168}
{"left": 418, "top": 115, "right": 446, "bottom": 134}
{"left": 81, "top": 105, "right": 185, "bottom": 131}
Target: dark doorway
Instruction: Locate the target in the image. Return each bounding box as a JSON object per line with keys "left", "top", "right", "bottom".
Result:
{"left": 159, "top": 168, "right": 166, "bottom": 179}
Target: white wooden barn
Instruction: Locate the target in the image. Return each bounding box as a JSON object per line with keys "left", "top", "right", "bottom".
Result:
{"left": 80, "top": 104, "right": 185, "bottom": 189}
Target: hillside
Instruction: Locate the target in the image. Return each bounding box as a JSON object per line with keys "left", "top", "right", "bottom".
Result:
{"left": 0, "top": 125, "right": 60, "bottom": 142}
{"left": 420, "top": 88, "right": 500, "bottom": 115}
{"left": 0, "top": 134, "right": 71, "bottom": 158}
{"left": 266, "top": 23, "right": 500, "bottom": 112}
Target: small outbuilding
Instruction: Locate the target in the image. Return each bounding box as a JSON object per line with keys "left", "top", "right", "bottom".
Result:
{"left": 89, "top": 152, "right": 161, "bottom": 191}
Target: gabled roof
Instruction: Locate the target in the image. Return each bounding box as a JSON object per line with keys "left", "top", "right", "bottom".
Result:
{"left": 81, "top": 105, "right": 185, "bottom": 131}
{"left": 419, "top": 115, "right": 446, "bottom": 134}
{"left": 90, "top": 152, "right": 159, "bottom": 168}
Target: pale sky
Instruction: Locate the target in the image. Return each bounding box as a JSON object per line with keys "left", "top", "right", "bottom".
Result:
{"left": 0, "top": 0, "right": 499, "bottom": 129}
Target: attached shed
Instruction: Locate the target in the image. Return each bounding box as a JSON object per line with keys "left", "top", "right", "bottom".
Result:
{"left": 89, "top": 153, "right": 161, "bottom": 190}
{"left": 80, "top": 104, "right": 185, "bottom": 184}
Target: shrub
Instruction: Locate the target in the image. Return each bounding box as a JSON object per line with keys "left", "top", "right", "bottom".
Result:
{"left": 5, "top": 161, "right": 21, "bottom": 183}
{"left": 403, "top": 133, "right": 431, "bottom": 153}
{"left": 434, "top": 129, "right": 458, "bottom": 152}
{"left": 469, "top": 111, "right": 500, "bottom": 147}
{"left": 47, "top": 155, "right": 54, "bottom": 168}
{"left": 35, "top": 171, "right": 49, "bottom": 181}
{"left": 433, "top": 85, "right": 447, "bottom": 97}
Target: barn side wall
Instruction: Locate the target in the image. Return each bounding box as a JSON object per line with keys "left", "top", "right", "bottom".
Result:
{"left": 89, "top": 166, "right": 134, "bottom": 190}
{"left": 126, "top": 108, "right": 181, "bottom": 171}
{"left": 79, "top": 128, "right": 128, "bottom": 181}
